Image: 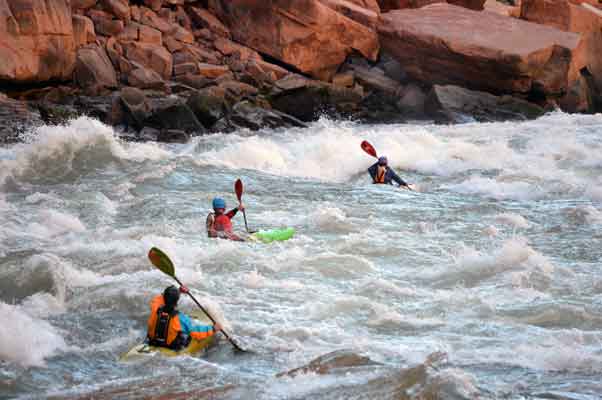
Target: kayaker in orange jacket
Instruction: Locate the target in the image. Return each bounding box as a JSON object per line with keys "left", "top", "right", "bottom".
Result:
{"left": 147, "top": 285, "right": 221, "bottom": 350}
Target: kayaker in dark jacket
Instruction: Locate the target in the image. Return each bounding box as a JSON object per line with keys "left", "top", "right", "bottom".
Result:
{"left": 147, "top": 285, "right": 221, "bottom": 350}
{"left": 206, "top": 197, "right": 245, "bottom": 241}
{"left": 368, "top": 156, "right": 411, "bottom": 189}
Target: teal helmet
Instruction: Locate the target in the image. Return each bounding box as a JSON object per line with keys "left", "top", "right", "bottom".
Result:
{"left": 212, "top": 197, "right": 226, "bottom": 209}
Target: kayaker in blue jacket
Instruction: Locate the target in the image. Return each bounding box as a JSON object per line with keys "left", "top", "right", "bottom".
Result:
{"left": 368, "top": 156, "right": 411, "bottom": 189}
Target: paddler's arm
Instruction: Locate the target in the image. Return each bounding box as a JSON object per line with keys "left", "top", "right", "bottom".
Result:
{"left": 179, "top": 312, "right": 221, "bottom": 340}
{"left": 389, "top": 168, "right": 410, "bottom": 188}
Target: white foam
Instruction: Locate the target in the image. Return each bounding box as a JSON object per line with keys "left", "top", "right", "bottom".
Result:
{"left": 27, "top": 209, "right": 86, "bottom": 238}
{"left": 447, "top": 176, "right": 542, "bottom": 200}
{"left": 495, "top": 213, "right": 531, "bottom": 229}
{"left": 434, "top": 237, "right": 554, "bottom": 288}
{"left": 0, "top": 117, "right": 170, "bottom": 186}
{"left": 242, "top": 270, "right": 304, "bottom": 290}
{"left": 308, "top": 207, "right": 354, "bottom": 233}
{"left": 0, "top": 302, "right": 67, "bottom": 367}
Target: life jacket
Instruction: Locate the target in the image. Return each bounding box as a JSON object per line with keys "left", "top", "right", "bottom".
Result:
{"left": 207, "top": 212, "right": 232, "bottom": 233}
{"left": 375, "top": 165, "right": 387, "bottom": 184}
{"left": 147, "top": 295, "right": 184, "bottom": 349}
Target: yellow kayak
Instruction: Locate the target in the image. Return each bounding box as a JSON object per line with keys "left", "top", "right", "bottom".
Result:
{"left": 119, "top": 312, "right": 215, "bottom": 361}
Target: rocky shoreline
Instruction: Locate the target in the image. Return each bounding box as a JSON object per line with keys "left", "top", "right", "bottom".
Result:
{"left": 1, "top": 0, "right": 601, "bottom": 144}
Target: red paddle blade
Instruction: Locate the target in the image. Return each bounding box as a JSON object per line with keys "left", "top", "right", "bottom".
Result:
{"left": 235, "top": 179, "right": 243, "bottom": 202}
{"left": 361, "top": 140, "right": 377, "bottom": 158}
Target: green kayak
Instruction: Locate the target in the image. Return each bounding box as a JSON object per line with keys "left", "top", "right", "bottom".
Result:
{"left": 250, "top": 227, "right": 295, "bottom": 243}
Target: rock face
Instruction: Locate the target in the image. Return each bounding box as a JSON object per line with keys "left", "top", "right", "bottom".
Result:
{"left": 426, "top": 84, "right": 545, "bottom": 123}
{"left": 379, "top": 4, "right": 584, "bottom": 101}
{"left": 209, "top": 0, "right": 379, "bottom": 80}
{"left": 520, "top": 0, "right": 602, "bottom": 33}
{"left": 0, "top": 0, "right": 75, "bottom": 83}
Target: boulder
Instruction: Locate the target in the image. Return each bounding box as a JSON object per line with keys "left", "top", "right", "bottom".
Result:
{"left": 197, "top": 63, "right": 230, "bottom": 79}
{"left": 320, "top": 0, "right": 380, "bottom": 29}
{"left": 88, "top": 10, "right": 124, "bottom": 36}
{"left": 345, "top": 64, "right": 401, "bottom": 94}
{"left": 101, "top": 0, "right": 130, "bottom": 20}
{"left": 0, "top": 0, "right": 76, "bottom": 83}
{"left": 169, "top": 25, "right": 195, "bottom": 44}
{"left": 188, "top": 7, "right": 231, "bottom": 38}
{"left": 227, "top": 100, "right": 308, "bottom": 131}
{"left": 123, "top": 41, "right": 172, "bottom": 79}
{"left": 483, "top": 0, "right": 515, "bottom": 15}
{"left": 214, "top": 37, "right": 261, "bottom": 62}
{"left": 520, "top": 0, "right": 602, "bottom": 34}
{"left": 186, "top": 86, "right": 228, "bottom": 128}
{"left": 157, "top": 129, "right": 190, "bottom": 143}
{"left": 379, "top": 4, "right": 583, "bottom": 101}
{"left": 175, "top": 73, "right": 212, "bottom": 89}
{"left": 209, "top": 0, "right": 379, "bottom": 81}
{"left": 139, "top": 24, "right": 162, "bottom": 45}
{"left": 72, "top": 0, "right": 97, "bottom": 10}
{"left": 74, "top": 44, "right": 118, "bottom": 95}
{"left": 144, "top": 97, "right": 206, "bottom": 133}
{"left": 127, "top": 66, "right": 166, "bottom": 90}
{"left": 72, "top": 15, "right": 96, "bottom": 49}
{"left": 425, "top": 84, "right": 545, "bottom": 123}
{"left": 397, "top": 83, "right": 428, "bottom": 115}
{"left": 139, "top": 6, "right": 171, "bottom": 32}
{"left": 120, "top": 86, "right": 150, "bottom": 129}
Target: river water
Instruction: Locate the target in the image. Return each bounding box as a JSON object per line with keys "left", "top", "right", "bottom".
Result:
{"left": 1, "top": 113, "right": 601, "bottom": 399}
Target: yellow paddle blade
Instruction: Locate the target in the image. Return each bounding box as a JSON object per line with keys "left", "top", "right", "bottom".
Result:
{"left": 148, "top": 247, "right": 175, "bottom": 277}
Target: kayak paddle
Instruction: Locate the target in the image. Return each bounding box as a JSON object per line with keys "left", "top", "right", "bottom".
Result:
{"left": 360, "top": 140, "right": 414, "bottom": 192}
{"left": 234, "top": 178, "right": 250, "bottom": 233}
{"left": 361, "top": 140, "right": 378, "bottom": 158}
{"left": 148, "top": 247, "right": 249, "bottom": 353}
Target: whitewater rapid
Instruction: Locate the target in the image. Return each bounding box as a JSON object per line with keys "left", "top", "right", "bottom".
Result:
{"left": 1, "top": 114, "right": 601, "bottom": 399}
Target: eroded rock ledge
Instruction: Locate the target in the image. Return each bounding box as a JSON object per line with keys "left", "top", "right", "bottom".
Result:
{"left": 1, "top": 0, "right": 601, "bottom": 143}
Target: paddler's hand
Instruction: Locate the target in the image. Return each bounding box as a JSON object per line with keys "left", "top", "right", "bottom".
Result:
{"left": 238, "top": 203, "right": 245, "bottom": 211}
{"left": 179, "top": 285, "right": 189, "bottom": 294}
{"left": 213, "top": 323, "right": 223, "bottom": 333}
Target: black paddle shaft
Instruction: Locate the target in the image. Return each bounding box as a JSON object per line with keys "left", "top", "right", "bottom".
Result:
{"left": 172, "top": 275, "right": 247, "bottom": 352}
{"left": 242, "top": 209, "right": 250, "bottom": 233}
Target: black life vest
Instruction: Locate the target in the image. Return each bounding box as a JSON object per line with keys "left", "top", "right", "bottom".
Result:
{"left": 149, "top": 306, "right": 179, "bottom": 348}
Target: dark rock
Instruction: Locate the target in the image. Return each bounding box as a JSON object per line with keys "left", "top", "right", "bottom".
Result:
{"left": 228, "top": 100, "right": 307, "bottom": 130}
{"left": 345, "top": 64, "right": 401, "bottom": 95}
{"left": 175, "top": 73, "right": 212, "bottom": 90}
{"left": 269, "top": 76, "right": 330, "bottom": 121}
{"left": 37, "top": 102, "right": 80, "bottom": 125}
{"left": 0, "top": 93, "right": 44, "bottom": 144}
{"left": 157, "top": 129, "right": 190, "bottom": 143}
{"left": 69, "top": 96, "right": 115, "bottom": 124}
{"left": 186, "top": 87, "right": 228, "bottom": 129}
{"left": 120, "top": 87, "right": 150, "bottom": 130}
{"left": 425, "top": 84, "right": 545, "bottom": 123}
{"left": 397, "top": 83, "right": 428, "bottom": 116}
{"left": 138, "top": 126, "right": 160, "bottom": 141}
{"left": 144, "top": 97, "right": 206, "bottom": 134}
